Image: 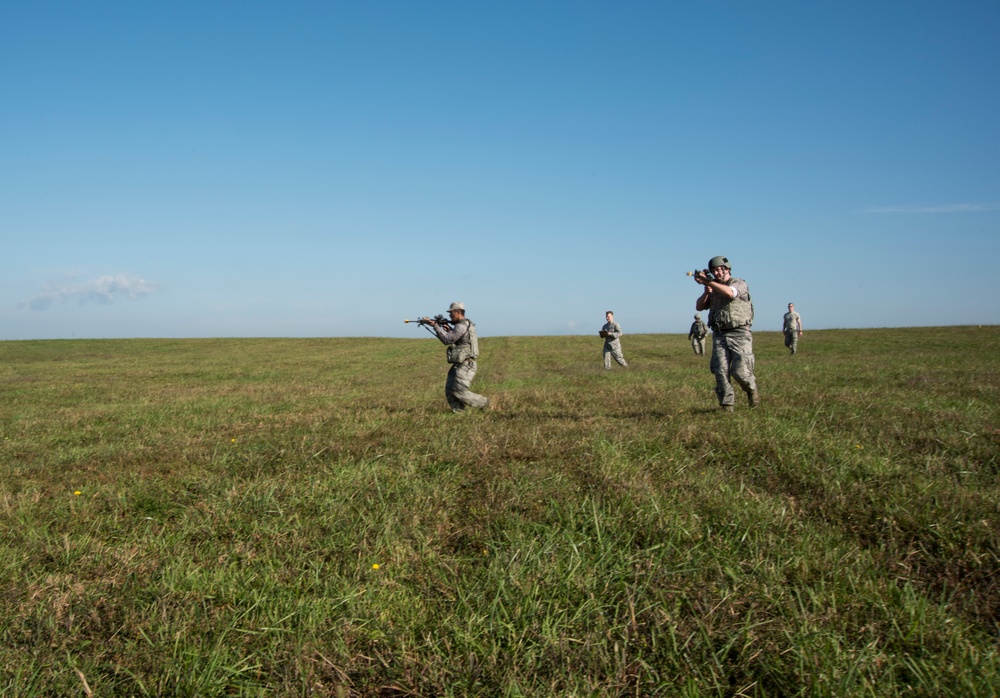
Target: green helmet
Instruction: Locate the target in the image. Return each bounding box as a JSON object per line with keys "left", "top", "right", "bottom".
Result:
{"left": 707, "top": 255, "right": 731, "bottom": 270}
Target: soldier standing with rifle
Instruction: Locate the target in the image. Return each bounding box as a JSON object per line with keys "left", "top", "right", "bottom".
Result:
{"left": 693, "top": 256, "right": 759, "bottom": 412}
{"left": 420, "top": 302, "right": 489, "bottom": 413}
{"left": 688, "top": 313, "right": 708, "bottom": 356}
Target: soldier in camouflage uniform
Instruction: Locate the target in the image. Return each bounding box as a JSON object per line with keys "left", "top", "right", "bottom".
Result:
{"left": 600, "top": 311, "right": 628, "bottom": 369}
{"left": 422, "top": 302, "right": 489, "bottom": 412}
{"left": 694, "top": 256, "right": 759, "bottom": 412}
{"left": 688, "top": 313, "right": 708, "bottom": 355}
{"left": 783, "top": 303, "right": 802, "bottom": 355}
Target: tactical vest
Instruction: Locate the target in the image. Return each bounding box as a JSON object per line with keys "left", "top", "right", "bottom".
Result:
{"left": 692, "top": 321, "right": 707, "bottom": 338}
{"left": 446, "top": 319, "right": 479, "bottom": 364}
{"left": 710, "top": 279, "right": 753, "bottom": 331}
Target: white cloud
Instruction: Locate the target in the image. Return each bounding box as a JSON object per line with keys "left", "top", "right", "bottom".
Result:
{"left": 23, "top": 273, "right": 157, "bottom": 311}
{"left": 864, "top": 203, "right": 999, "bottom": 214}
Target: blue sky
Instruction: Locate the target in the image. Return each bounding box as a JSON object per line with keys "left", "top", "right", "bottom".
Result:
{"left": 2, "top": 1, "right": 998, "bottom": 339}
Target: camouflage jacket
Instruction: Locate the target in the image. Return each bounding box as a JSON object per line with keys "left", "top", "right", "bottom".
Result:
{"left": 783, "top": 312, "right": 801, "bottom": 333}
{"left": 435, "top": 318, "right": 479, "bottom": 364}
{"left": 602, "top": 321, "right": 623, "bottom": 344}
{"left": 709, "top": 278, "right": 753, "bottom": 331}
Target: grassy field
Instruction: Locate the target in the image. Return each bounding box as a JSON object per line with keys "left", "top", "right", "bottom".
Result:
{"left": 1, "top": 327, "right": 997, "bottom": 697}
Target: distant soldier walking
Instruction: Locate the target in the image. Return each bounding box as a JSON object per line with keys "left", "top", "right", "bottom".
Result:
{"left": 422, "top": 302, "right": 489, "bottom": 412}
{"left": 693, "top": 256, "right": 759, "bottom": 411}
{"left": 783, "top": 303, "right": 803, "bottom": 355}
{"left": 600, "top": 311, "right": 628, "bottom": 369}
{"left": 688, "top": 313, "right": 708, "bottom": 355}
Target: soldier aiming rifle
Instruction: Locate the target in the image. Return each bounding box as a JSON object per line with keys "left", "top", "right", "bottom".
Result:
{"left": 405, "top": 302, "right": 489, "bottom": 413}
{"left": 692, "top": 256, "right": 760, "bottom": 411}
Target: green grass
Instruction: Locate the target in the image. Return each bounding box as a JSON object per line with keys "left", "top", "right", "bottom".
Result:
{"left": 0, "top": 328, "right": 997, "bottom": 696}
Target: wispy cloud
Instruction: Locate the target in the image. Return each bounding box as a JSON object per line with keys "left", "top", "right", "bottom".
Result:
{"left": 864, "top": 203, "right": 999, "bottom": 214}
{"left": 23, "top": 273, "right": 157, "bottom": 311}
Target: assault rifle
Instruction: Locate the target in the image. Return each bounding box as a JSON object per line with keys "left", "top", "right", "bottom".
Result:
{"left": 404, "top": 314, "right": 454, "bottom": 335}
{"left": 686, "top": 269, "right": 715, "bottom": 283}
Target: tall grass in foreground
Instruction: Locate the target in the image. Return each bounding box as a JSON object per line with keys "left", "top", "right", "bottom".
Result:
{"left": 0, "top": 327, "right": 997, "bottom": 696}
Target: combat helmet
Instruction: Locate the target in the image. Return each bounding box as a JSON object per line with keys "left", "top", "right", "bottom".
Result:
{"left": 707, "top": 255, "right": 731, "bottom": 270}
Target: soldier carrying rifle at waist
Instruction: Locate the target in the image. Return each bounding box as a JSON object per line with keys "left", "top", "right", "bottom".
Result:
{"left": 599, "top": 311, "right": 628, "bottom": 370}
{"left": 688, "top": 313, "right": 708, "bottom": 356}
{"left": 413, "top": 302, "right": 489, "bottom": 413}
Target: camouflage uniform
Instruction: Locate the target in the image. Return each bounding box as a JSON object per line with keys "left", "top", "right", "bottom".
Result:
{"left": 707, "top": 278, "right": 757, "bottom": 408}
{"left": 601, "top": 320, "right": 627, "bottom": 369}
{"left": 783, "top": 310, "right": 802, "bottom": 354}
{"left": 688, "top": 315, "right": 707, "bottom": 355}
{"left": 433, "top": 317, "right": 489, "bottom": 412}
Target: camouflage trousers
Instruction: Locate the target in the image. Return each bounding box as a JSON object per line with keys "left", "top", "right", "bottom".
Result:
{"left": 446, "top": 360, "right": 488, "bottom": 411}
{"left": 691, "top": 336, "right": 706, "bottom": 355}
{"left": 784, "top": 330, "right": 798, "bottom": 354}
{"left": 603, "top": 340, "right": 627, "bottom": 369}
{"left": 710, "top": 327, "right": 757, "bottom": 407}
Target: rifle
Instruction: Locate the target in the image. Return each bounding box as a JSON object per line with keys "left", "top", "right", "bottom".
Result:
{"left": 686, "top": 269, "right": 715, "bottom": 282}
{"left": 404, "top": 314, "right": 454, "bottom": 335}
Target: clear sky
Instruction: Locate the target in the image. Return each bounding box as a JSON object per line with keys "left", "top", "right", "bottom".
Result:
{"left": 2, "top": 1, "right": 998, "bottom": 339}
